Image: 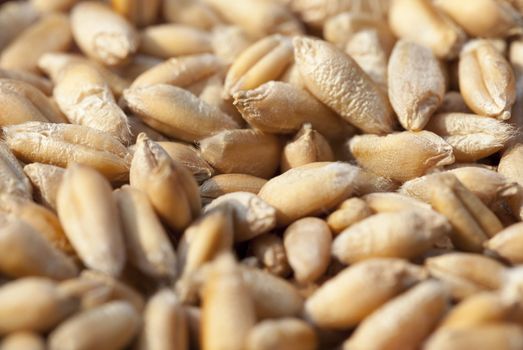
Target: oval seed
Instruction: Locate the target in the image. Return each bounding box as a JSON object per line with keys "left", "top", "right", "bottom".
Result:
{"left": 281, "top": 125, "right": 334, "bottom": 172}
{"left": 200, "top": 174, "right": 267, "bottom": 205}
{"left": 0, "top": 332, "right": 46, "bottom": 350}
{"left": 3, "top": 122, "right": 131, "bottom": 182}
{"left": 426, "top": 253, "right": 506, "bottom": 300}
{"left": 205, "top": 192, "right": 277, "bottom": 242}
{"left": 343, "top": 280, "right": 449, "bottom": 350}
{"left": 425, "top": 324, "right": 523, "bottom": 350}
{"left": 0, "top": 213, "right": 78, "bottom": 280}
{"left": 246, "top": 318, "right": 317, "bottom": 350}
{"left": 332, "top": 209, "right": 450, "bottom": 264}
{"left": 258, "top": 162, "right": 361, "bottom": 226}
{"left": 294, "top": 36, "right": 394, "bottom": 134}
{"left": 130, "top": 134, "right": 201, "bottom": 232}
{"left": 137, "top": 289, "right": 188, "bottom": 350}
{"left": 240, "top": 266, "right": 304, "bottom": 319}
{"left": 139, "top": 24, "right": 212, "bottom": 59}
{"left": 0, "top": 78, "right": 67, "bottom": 125}
{"left": 114, "top": 185, "right": 177, "bottom": 280}
{"left": 459, "top": 40, "right": 516, "bottom": 120}
{"left": 283, "top": 217, "right": 332, "bottom": 284}
{"left": 349, "top": 131, "right": 455, "bottom": 182}
{"left": 388, "top": 40, "right": 446, "bottom": 130}
{"left": 57, "top": 163, "right": 126, "bottom": 277}
{"left": 201, "top": 255, "right": 256, "bottom": 350}
{"left": 425, "top": 112, "right": 515, "bottom": 161}
{"left": 224, "top": 35, "right": 294, "bottom": 98}
{"left": 233, "top": 81, "right": 351, "bottom": 141}
{"left": 327, "top": 197, "right": 373, "bottom": 234}
{"left": 485, "top": 222, "right": 523, "bottom": 264}
{"left": 23, "top": 163, "right": 64, "bottom": 210}
{"left": 389, "top": 0, "right": 466, "bottom": 59}
{"left": 123, "top": 84, "right": 240, "bottom": 142}
{"left": 48, "top": 301, "right": 141, "bottom": 350}
{"left": 199, "top": 129, "right": 281, "bottom": 179}
{"left": 131, "top": 53, "right": 224, "bottom": 88}
{"left": 0, "top": 278, "right": 77, "bottom": 334}
{"left": 434, "top": 0, "right": 523, "bottom": 38}
{"left": 71, "top": 2, "right": 139, "bottom": 66}
{"left": 0, "top": 14, "right": 72, "bottom": 73}
{"left": 204, "top": 0, "right": 302, "bottom": 39}
{"left": 158, "top": 141, "right": 214, "bottom": 184}
{"left": 305, "top": 258, "right": 426, "bottom": 329}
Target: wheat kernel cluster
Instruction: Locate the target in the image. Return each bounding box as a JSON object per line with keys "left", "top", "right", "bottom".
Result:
{"left": 2, "top": 0, "right": 523, "bottom": 349}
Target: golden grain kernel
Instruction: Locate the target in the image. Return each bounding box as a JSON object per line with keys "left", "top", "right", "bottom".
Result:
{"left": 294, "top": 36, "right": 394, "bottom": 134}
{"left": 350, "top": 131, "right": 455, "bottom": 182}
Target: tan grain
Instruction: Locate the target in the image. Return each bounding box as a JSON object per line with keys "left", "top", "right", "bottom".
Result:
{"left": 71, "top": 2, "right": 139, "bottom": 66}
{"left": 53, "top": 62, "right": 131, "bottom": 144}
{"left": 0, "top": 332, "right": 46, "bottom": 350}
{"left": 137, "top": 289, "right": 188, "bottom": 350}
{"left": 140, "top": 24, "right": 212, "bottom": 59}
{"left": 123, "top": 84, "right": 239, "bottom": 142}
{"left": 0, "top": 194, "right": 74, "bottom": 256}
{"left": 57, "top": 164, "right": 125, "bottom": 276}
{"left": 0, "top": 278, "right": 77, "bottom": 334}
{"left": 163, "top": 0, "right": 221, "bottom": 30}
{"left": 224, "top": 35, "right": 294, "bottom": 98}
{"left": 211, "top": 25, "right": 252, "bottom": 65}
{"left": 203, "top": 0, "right": 303, "bottom": 38}
{"left": 131, "top": 54, "right": 224, "bottom": 89}
{"left": 246, "top": 318, "right": 317, "bottom": 350}
{"left": 332, "top": 209, "right": 450, "bottom": 264}
{"left": 0, "top": 14, "right": 72, "bottom": 73}
{"left": 0, "top": 68, "right": 53, "bottom": 95}
{"left": 202, "top": 255, "right": 256, "bottom": 350}
{"left": 0, "top": 2, "right": 38, "bottom": 51}
{"left": 233, "top": 81, "right": 352, "bottom": 141}
{"left": 434, "top": 0, "right": 523, "bottom": 37}
{"left": 248, "top": 233, "right": 290, "bottom": 277}
{"left": 258, "top": 162, "right": 361, "bottom": 226}
{"left": 426, "top": 112, "right": 515, "bottom": 161}
{"left": 485, "top": 222, "right": 523, "bottom": 264}
{"left": 0, "top": 213, "right": 78, "bottom": 280}
{"left": 114, "top": 185, "right": 177, "bottom": 280}
{"left": 38, "top": 52, "right": 130, "bottom": 98}
{"left": 389, "top": 0, "right": 466, "bottom": 59}
{"left": 327, "top": 197, "right": 373, "bottom": 234}
{"left": 240, "top": 266, "right": 304, "bottom": 319}
{"left": 0, "top": 79, "right": 67, "bottom": 125}
{"left": 343, "top": 280, "right": 448, "bottom": 350}
{"left": 388, "top": 40, "right": 446, "bottom": 130}
{"left": 199, "top": 129, "right": 281, "bottom": 179}
{"left": 48, "top": 301, "right": 140, "bottom": 350}
{"left": 130, "top": 133, "right": 201, "bottom": 231}
{"left": 200, "top": 174, "right": 267, "bottom": 205}
{"left": 23, "top": 163, "right": 64, "bottom": 210}
{"left": 305, "top": 258, "right": 426, "bottom": 329}
{"left": 349, "top": 131, "right": 455, "bottom": 182}
{"left": 294, "top": 36, "right": 394, "bottom": 134}
{"left": 111, "top": 0, "right": 161, "bottom": 27}
{"left": 425, "top": 324, "right": 523, "bottom": 350}
{"left": 426, "top": 253, "right": 506, "bottom": 300}
{"left": 3, "top": 122, "right": 131, "bottom": 182}
{"left": 281, "top": 125, "right": 334, "bottom": 172}
{"left": 283, "top": 217, "right": 331, "bottom": 284}
{"left": 459, "top": 40, "right": 516, "bottom": 120}
{"left": 205, "top": 192, "right": 277, "bottom": 242}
